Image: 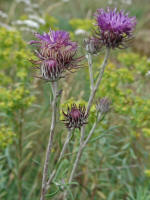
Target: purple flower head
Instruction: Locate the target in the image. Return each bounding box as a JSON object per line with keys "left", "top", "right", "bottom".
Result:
{"left": 29, "top": 29, "right": 83, "bottom": 81}
{"left": 94, "top": 8, "right": 136, "bottom": 48}
{"left": 63, "top": 104, "right": 88, "bottom": 129}
{"left": 30, "top": 57, "right": 64, "bottom": 81}
{"left": 30, "top": 29, "right": 77, "bottom": 52}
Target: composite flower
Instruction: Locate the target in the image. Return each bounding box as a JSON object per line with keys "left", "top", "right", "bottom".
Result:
{"left": 29, "top": 29, "right": 82, "bottom": 81}
{"left": 63, "top": 104, "right": 88, "bottom": 129}
{"left": 94, "top": 8, "right": 136, "bottom": 48}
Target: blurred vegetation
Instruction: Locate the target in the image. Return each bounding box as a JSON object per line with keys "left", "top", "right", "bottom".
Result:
{"left": 0, "top": 0, "right": 150, "bottom": 200}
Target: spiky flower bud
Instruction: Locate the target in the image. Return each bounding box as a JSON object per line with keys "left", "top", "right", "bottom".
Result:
{"left": 84, "top": 37, "right": 102, "bottom": 54}
{"left": 94, "top": 8, "right": 136, "bottom": 49}
{"left": 96, "top": 97, "right": 111, "bottom": 114}
{"left": 41, "top": 59, "right": 64, "bottom": 81}
{"left": 29, "top": 29, "right": 82, "bottom": 81}
{"left": 63, "top": 104, "right": 88, "bottom": 129}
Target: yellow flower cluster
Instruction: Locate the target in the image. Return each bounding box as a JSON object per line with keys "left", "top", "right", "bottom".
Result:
{"left": 69, "top": 18, "right": 94, "bottom": 32}
{"left": 0, "top": 87, "right": 35, "bottom": 113}
{"left": 0, "top": 28, "right": 33, "bottom": 84}
{"left": 145, "top": 170, "right": 150, "bottom": 177}
{"left": 0, "top": 125, "right": 15, "bottom": 150}
{"left": 95, "top": 52, "right": 150, "bottom": 136}
{"left": 0, "top": 28, "right": 36, "bottom": 149}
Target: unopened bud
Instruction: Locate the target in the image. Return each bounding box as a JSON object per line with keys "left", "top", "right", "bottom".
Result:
{"left": 84, "top": 37, "right": 102, "bottom": 54}
{"left": 96, "top": 97, "right": 111, "bottom": 114}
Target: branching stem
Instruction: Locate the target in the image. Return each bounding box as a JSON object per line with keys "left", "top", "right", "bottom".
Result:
{"left": 46, "top": 128, "right": 73, "bottom": 189}
{"left": 64, "top": 48, "right": 110, "bottom": 199}
{"left": 86, "top": 48, "right": 110, "bottom": 115}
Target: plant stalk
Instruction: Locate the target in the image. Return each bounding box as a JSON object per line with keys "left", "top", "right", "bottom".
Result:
{"left": 86, "top": 48, "right": 110, "bottom": 115}
{"left": 87, "top": 53, "right": 94, "bottom": 91}
{"left": 64, "top": 48, "right": 110, "bottom": 199}
{"left": 40, "top": 81, "right": 58, "bottom": 200}
{"left": 46, "top": 128, "right": 73, "bottom": 189}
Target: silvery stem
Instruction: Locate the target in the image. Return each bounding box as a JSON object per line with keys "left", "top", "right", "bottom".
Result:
{"left": 86, "top": 48, "right": 110, "bottom": 115}
{"left": 68, "top": 127, "right": 84, "bottom": 184}
{"left": 40, "top": 81, "right": 58, "bottom": 200}
{"left": 83, "top": 113, "right": 102, "bottom": 147}
{"left": 87, "top": 53, "right": 94, "bottom": 91}
{"left": 63, "top": 129, "right": 84, "bottom": 199}
{"left": 64, "top": 48, "right": 110, "bottom": 199}
{"left": 46, "top": 129, "right": 73, "bottom": 188}
{"left": 67, "top": 113, "right": 102, "bottom": 186}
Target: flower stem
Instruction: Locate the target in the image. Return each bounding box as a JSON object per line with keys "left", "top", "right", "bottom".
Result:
{"left": 46, "top": 128, "right": 73, "bottom": 188}
{"left": 40, "top": 81, "right": 58, "bottom": 200}
{"left": 83, "top": 113, "right": 102, "bottom": 147}
{"left": 68, "top": 127, "right": 84, "bottom": 183}
{"left": 64, "top": 48, "right": 110, "bottom": 199}
{"left": 86, "top": 48, "right": 110, "bottom": 115}
{"left": 63, "top": 128, "right": 84, "bottom": 199}
{"left": 87, "top": 53, "right": 94, "bottom": 91}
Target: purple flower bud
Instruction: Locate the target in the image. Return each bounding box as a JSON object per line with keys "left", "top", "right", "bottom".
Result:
{"left": 63, "top": 104, "right": 88, "bottom": 129}
{"left": 84, "top": 37, "right": 102, "bottom": 54}
{"left": 29, "top": 29, "right": 83, "bottom": 81}
{"left": 41, "top": 59, "right": 64, "bottom": 81}
{"left": 94, "top": 8, "right": 136, "bottom": 49}
{"left": 96, "top": 97, "right": 111, "bottom": 114}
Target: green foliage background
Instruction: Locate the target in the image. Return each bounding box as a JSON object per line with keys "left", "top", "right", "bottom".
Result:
{"left": 0, "top": 0, "right": 150, "bottom": 199}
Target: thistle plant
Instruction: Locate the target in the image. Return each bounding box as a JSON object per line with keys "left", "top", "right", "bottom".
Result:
{"left": 94, "top": 8, "right": 136, "bottom": 48}
{"left": 30, "top": 28, "right": 82, "bottom": 200}
{"left": 29, "top": 7, "right": 136, "bottom": 200}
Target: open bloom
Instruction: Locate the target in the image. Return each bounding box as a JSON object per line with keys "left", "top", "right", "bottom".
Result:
{"left": 30, "top": 30, "right": 77, "bottom": 51}
{"left": 94, "top": 8, "right": 136, "bottom": 48}
{"left": 63, "top": 104, "right": 88, "bottom": 129}
{"left": 29, "top": 29, "right": 82, "bottom": 81}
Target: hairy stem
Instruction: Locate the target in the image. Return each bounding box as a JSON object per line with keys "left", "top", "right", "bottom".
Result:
{"left": 87, "top": 53, "right": 94, "bottom": 91}
{"left": 40, "top": 81, "right": 58, "bottom": 200}
{"left": 58, "top": 129, "right": 73, "bottom": 162}
{"left": 63, "top": 129, "right": 84, "bottom": 199}
{"left": 83, "top": 113, "right": 102, "bottom": 147}
{"left": 68, "top": 127, "right": 84, "bottom": 184}
{"left": 66, "top": 114, "right": 102, "bottom": 189}
{"left": 86, "top": 48, "right": 110, "bottom": 115}
{"left": 64, "top": 48, "right": 110, "bottom": 198}
{"left": 46, "top": 129, "right": 73, "bottom": 188}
